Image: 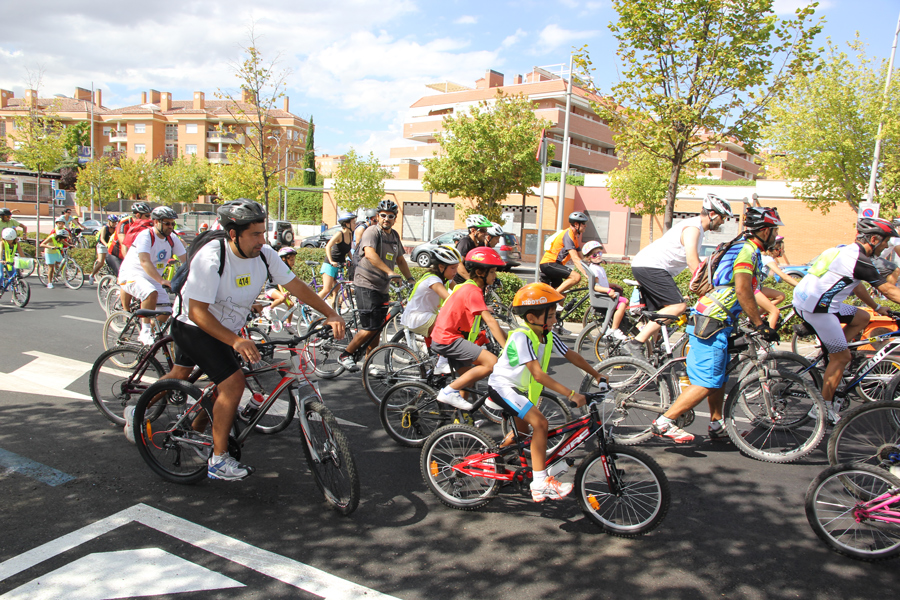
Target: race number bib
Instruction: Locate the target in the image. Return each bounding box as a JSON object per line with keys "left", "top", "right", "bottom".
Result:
{"left": 385, "top": 252, "right": 395, "bottom": 262}
{"left": 156, "top": 262, "right": 165, "bottom": 270}
{"left": 235, "top": 274, "right": 251, "bottom": 288}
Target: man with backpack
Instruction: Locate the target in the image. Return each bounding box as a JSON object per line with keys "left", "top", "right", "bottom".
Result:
{"left": 539, "top": 211, "right": 589, "bottom": 294}
{"left": 352, "top": 208, "right": 377, "bottom": 254}
{"left": 624, "top": 194, "right": 733, "bottom": 359}
{"left": 650, "top": 207, "right": 784, "bottom": 443}
{"left": 171, "top": 199, "right": 345, "bottom": 480}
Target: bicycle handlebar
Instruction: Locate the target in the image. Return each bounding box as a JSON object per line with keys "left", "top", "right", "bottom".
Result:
{"left": 254, "top": 321, "right": 332, "bottom": 352}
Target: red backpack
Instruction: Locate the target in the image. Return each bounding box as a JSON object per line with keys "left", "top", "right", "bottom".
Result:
{"left": 123, "top": 220, "right": 174, "bottom": 250}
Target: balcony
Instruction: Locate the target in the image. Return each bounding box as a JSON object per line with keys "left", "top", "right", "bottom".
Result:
{"left": 701, "top": 150, "right": 760, "bottom": 177}
{"left": 207, "top": 152, "right": 230, "bottom": 164}
{"left": 207, "top": 131, "right": 244, "bottom": 144}
{"left": 165, "top": 133, "right": 179, "bottom": 141}
{"left": 108, "top": 130, "right": 127, "bottom": 142}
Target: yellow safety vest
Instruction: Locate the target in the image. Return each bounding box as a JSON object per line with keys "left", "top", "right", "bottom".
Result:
{"left": 448, "top": 279, "right": 482, "bottom": 342}
{"left": 501, "top": 327, "right": 555, "bottom": 403}
{"left": 2, "top": 241, "right": 17, "bottom": 264}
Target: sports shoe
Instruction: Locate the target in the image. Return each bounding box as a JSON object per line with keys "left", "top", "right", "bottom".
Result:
{"left": 367, "top": 365, "right": 385, "bottom": 377}
{"left": 708, "top": 419, "right": 727, "bottom": 441}
{"left": 338, "top": 353, "right": 359, "bottom": 372}
{"left": 123, "top": 406, "right": 136, "bottom": 444}
{"left": 623, "top": 340, "right": 645, "bottom": 358}
{"left": 47, "top": 283, "right": 54, "bottom": 289}
{"left": 262, "top": 306, "right": 273, "bottom": 321}
{"left": 434, "top": 355, "right": 452, "bottom": 375}
{"left": 651, "top": 419, "right": 695, "bottom": 443}
{"left": 207, "top": 453, "right": 254, "bottom": 481}
{"left": 437, "top": 387, "right": 475, "bottom": 411}
{"left": 531, "top": 475, "right": 573, "bottom": 502}
{"left": 611, "top": 329, "right": 628, "bottom": 342}
{"left": 88, "top": 276, "right": 95, "bottom": 285}
{"left": 138, "top": 329, "right": 155, "bottom": 346}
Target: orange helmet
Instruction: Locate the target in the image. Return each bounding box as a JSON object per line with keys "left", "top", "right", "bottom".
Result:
{"left": 512, "top": 283, "right": 564, "bottom": 315}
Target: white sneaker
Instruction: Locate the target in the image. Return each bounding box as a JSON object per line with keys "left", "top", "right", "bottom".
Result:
{"left": 437, "top": 387, "right": 474, "bottom": 410}
{"left": 435, "top": 355, "right": 451, "bottom": 375}
{"left": 612, "top": 329, "right": 628, "bottom": 341}
{"left": 262, "top": 306, "right": 273, "bottom": 321}
{"left": 367, "top": 365, "right": 385, "bottom": 377}
{"left": 338, "top": 354, "right": 359, "bottom": 371}
{"left": 47, "top": 283, "right": 54, "bottom": 289}
{"left": 530, "top": 475, "right": 573, "bottom": 502}
{"left": 138, "top": 329, "right": 155, "bottom": 346}
{"left": 123, "top": 406, "right": 136, "bottom": 444}
{"left": 88, "top": 276, "right": 95, "bottom": 285}
{"left": 207, "top": 453, "right": 254, "bottom": 481}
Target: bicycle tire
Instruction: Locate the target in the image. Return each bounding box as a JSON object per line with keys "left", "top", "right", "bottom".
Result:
{"left": 134, "top": 379, "right": 211, "bottom": 484}
{"left": 499, "top": 392, "right": 573, "bottom": 455}
{"left": 96, "top": 274, "right": 116, "bottom": 307}
{"left": 730, "top": 350, "right": 823, "bottom": 393}
{"left": 380, "top": 381, "right": 450, "bottom": 447}
{"left": 854, "top": 357, "right": 900, "bottom": 403}
{"left": 312, "top": 316, "right": 357, "bottom": 379}
{"left": 389, "top": 328, "right": 429, "bottom": 356}
{"left": 724, "top": 370, "right": 826, "bottom": 463}
{"left": 244, "top": 326, "right": 270, "bottom": 344}
{"left": 805, "top": 463, "right": 900, "bottom": 561}
{"left": 37, "top": 260, "right": 49, "bottom": 285}
{"left": 575, "top": 446, "right": 670, "bottom": 537}
{"left": 362, "top": 343, "right": 426, "bottom": 405}
{"left": 420, "top": 424, "right": 501, "bottom": 510}
{"left": 89, "top": 347, "right": 166, "bottom": 425}
{"left": 827, "top": 400, "right": 900, "bottom": 467}
{"left": 578, "top": 356, "right": 670, "bottom": 445}
{"left": 300, "top": 400, "right": 360, "bottom": 515}
{"left": 239, "top": 380, "right": 297, "bottom": 435}
{"left": 103, "top": 310, "right": 141, "bottom": 353}
{"left": 791, "top": 330, "right": 822, "bottom": 361}
{"left": 11, "top": 278, "right": 30, "bottom": 307}
{"left": 105, "top": 285, "right": 124, "bottom": 314}
{"left": 574, "top": 321, "right": 603, "bottom": 360}
{"left": 64, "top": 261, "right": 84, "bottom": 289}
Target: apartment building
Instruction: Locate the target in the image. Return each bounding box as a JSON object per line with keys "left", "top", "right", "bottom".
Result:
{"left": 391, "top": 68, "right": 760, "bottom": 181}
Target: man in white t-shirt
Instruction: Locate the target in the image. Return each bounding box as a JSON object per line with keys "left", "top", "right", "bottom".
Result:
{"left": 625, "top": 193, "right": 733, "bottom": 358}
{"left": 117, "top": 206, "right": 186, "bottom": 345}
{"left": 172, "top": 199, "right": 345, "bottom": 481}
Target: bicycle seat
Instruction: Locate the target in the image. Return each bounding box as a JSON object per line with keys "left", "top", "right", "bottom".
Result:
{"left": 133, "top": 309, "right": 171, "bottom": 318}
{"left": 641, "top": 311, "right": 681, "bottom": 324}
{"left": 623, "top": 279, "right": 639, "bottom": 287}
{"left": 305, "top": 261, "right": 319, "bottom": 267}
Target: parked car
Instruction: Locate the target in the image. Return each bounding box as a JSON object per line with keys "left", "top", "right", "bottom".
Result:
{"left": 80, "top": 220, "right": 103, "bottom": 236}
{"left": 267, "top": 220, "right": 295, "bottom": 247}
{"left": 301, "top": 225, "right": 341, "bottom": 249}
{"left": 411, "top": 228, "right": 522, "bottom": 269}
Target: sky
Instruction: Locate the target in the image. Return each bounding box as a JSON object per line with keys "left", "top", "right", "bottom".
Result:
{"left": 1, "top": 0, "right": 898, "bottom": 161}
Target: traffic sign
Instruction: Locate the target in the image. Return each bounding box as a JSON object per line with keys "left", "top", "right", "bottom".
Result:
{"left": 859, "top": 201, "right": 879, "bottom": 219}
{"left": 54, "top": 189, "right": 66, "bottom": 201}
{"left": 50, "top": 179, "right": 58, "bottom": 190}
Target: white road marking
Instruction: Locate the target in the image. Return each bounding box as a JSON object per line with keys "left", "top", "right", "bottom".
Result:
{"left": 61, "top": 315, "right": 106, "bottom": 325}
{"left": 0, "top": 351, "right": 93, "bottom": 400}
{"left": 0, "top": 503, "right": 400, "bottom": 600}
{"left": 0, "top": 548, "right": 244, "bottom": 600}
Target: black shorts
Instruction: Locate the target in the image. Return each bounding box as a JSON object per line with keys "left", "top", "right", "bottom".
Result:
{"left": 105, "top": 253, "right": 121, "bottom": 277}
{"left": 631, "top": 266, "right": 684, "bottom": 311}
{"left": 356, "top": 287, "right": 390, "bottom": 331}
{"left": 539, "top": 262, "right": 572, "bottom": 288}
{"left": 172, "top": 320, "right": 241, "bottom": 384}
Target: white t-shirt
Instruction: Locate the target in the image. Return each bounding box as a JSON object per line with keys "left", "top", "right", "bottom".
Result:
{"left": 400, "top": 274, "right": 443, "bottom": 330}
{"left": 489, "top": 330, "right": 569, "bottom": 392}
{"left": 880, "top": 238, "right": 900, "bottom": 266}
{"left": 176, "top": 243, "right": 294, "bottom": 333}
{"left": 760, "top": 254, "right": 776, "bottom": 277}
{"left": 117, "top": 228, "right": 185, "bottom": 284}
{"left": 631, "top": 216, "right": 704, "bottom": 276}
{"left": 587, "top": 263, "right": 610, "bottom": 288}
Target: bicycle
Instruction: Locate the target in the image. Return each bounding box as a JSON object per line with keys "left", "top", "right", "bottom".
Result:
{"left": 826, "top": 399, "right": 900, "bottom": 467}
{"left": 132, "top": 327, "right": 359, "bottom": 515}
{"left": 37, "top": 246, "right": 84, "bottom": 289}
{"left": 420, "top": 391, "right": 670, "bottom": 536}
{"left": 0, "top": 261, "right": 32, "bottom": 307}
{"left": 805, "top": 462, "right": 900, "bottom": 561}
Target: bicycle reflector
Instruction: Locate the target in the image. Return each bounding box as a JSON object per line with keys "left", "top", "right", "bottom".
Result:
{"left": 430, "top": 460, "right": 439, "bottom": 476}
{"left": 587, "top": 495, "right": 600, "bottom": 510}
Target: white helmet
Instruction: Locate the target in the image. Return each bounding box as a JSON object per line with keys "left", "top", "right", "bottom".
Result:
{"left": 582, "top": 240, "right": 604, "bottom": 256}
{"left": 2, "top": 227, "right": 16, "bottom": 241}
{"left": 465, "top": 214, "right": 491, "bottom": 229}
{"left": 431, "top": 245, "right": 461, "bottom": 265}
{"left": 487, "top": 223, "right": 504, "bottom": 237}
{"left": 703, "top": 193, "right": 733, "bottom": 218}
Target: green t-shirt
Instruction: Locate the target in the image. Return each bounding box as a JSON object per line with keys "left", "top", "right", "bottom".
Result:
{"left": 1, "top": 218, "right": 21, "bottom": 233}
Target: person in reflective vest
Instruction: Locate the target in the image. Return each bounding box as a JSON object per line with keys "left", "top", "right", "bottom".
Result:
{"left": 487, "top": 282, "right": 605, "bottom": 503}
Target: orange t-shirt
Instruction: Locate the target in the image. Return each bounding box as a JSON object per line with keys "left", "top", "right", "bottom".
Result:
{"left": 540, "top": 227, "right": 581, "bottom": 265}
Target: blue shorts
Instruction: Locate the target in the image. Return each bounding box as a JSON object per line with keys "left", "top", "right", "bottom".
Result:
{"left": 320, "top": 262, "right": 341, "bottom": 278}
{"left": 44, "top": 251, "right": 63, "bottom": 265}
{"left": 685, "top": 324, "right": 732, "bottom": 389}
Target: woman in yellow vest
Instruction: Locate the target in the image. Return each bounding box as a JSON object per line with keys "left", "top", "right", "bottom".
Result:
{"left": 487, "top": 282, "right": 605, "bottom": 503}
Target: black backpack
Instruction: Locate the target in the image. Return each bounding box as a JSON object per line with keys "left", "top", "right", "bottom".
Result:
{"left": 171, "top": 230, "right": 269, "bottom": 296}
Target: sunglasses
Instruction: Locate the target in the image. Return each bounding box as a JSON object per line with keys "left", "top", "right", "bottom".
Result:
{"left": 378, "top": 213, "right": 396, "bottom": 220}
{"left": 160, "top": 220, "right": 176, "bottom": 227}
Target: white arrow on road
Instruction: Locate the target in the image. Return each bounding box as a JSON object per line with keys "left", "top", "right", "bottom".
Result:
{"left": 0, "top": 351, "right": 92, "bottom": 401}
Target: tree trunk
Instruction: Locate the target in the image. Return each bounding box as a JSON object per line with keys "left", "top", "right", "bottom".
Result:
{"left": 649, "top": 215, "right": 654, "bottom": 242}
{"left": 663, "top": 144, "right": 687, "bottom": 231}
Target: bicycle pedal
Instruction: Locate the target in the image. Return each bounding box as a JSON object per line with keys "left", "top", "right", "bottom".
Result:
{"left": 474, "top": 419, "right": 488, "bottom": 428}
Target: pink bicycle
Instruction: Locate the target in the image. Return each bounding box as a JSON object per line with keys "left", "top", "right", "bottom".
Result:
{"left": 806, "top": 462, "right": 900, "bottom": 561}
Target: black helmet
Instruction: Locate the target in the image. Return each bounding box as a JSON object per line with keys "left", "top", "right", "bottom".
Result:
{"left": 364, "top": 208, "right": 378, "bottom": 219}
{"left": 377, "top": 199, "right": 399, "bottom": 214}
{"left": 568, "top": 211, "right": 588, "bottom": 224}
{"left": 857, "top": 217, "right": 899, "bottom": 238}
{"left": 132, "top": 202, "right": 151, "bottom": 215}
{"left": 0, "top": 208, "right": 10, "bottom": 217}
{"left": 151, "top": 206, "right": 178, "bottom": 221}
{"left": 217, "top": 199, "right": 266, "bottom": 228}
{"left": 743, "top": 207, "right": 784, "bottom": 231}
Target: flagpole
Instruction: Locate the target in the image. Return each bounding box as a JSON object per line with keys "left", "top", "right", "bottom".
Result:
{"left": 867, "top": 10, "right": 900, "bottom": 202}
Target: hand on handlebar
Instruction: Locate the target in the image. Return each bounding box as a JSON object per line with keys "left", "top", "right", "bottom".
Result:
{"left": 234, "top": 336, "right": 261, "bottom": 364}
{"left": 570, "top": 392, "right": 587, "bottom": 408}
{"left": 875, "top": 305, "right": 891, "bottom": 317}
{"left": 754, "top": 322, "right": 781, "bottom": 343}
{"left": 325, "top": 313, "right": 346, "bottom": 340}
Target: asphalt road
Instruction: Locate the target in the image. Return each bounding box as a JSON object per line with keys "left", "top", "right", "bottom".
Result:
{"left": 1, "top": 281, "right": 899, "bottom": 599}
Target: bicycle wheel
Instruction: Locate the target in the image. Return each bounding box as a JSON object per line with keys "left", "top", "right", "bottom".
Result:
{"left": 134, "top": 379, "right": 211, "bottom": 484}
{"left": 244, "top": 326, "right": 270, "bottom": 344}
{"left": 855, "top": 358, "right": 900, "bottom": 403}
{"left": 103, "top": 311, "right": 141, "bottom": 353}
{"left": 19, "top": 257, "right": 36, "bottom": 278}
{"left": 89, "top": 347, "right": 165, "bottom": 425}
{"left": 362, "top": 343, "right": 426, "bottom": 405}
{"left": 11, "top": 278, "right": 30, "bottom": 307}
{"left": 805, "top": 463, "right": 900, "bottom": 561}
{"left": 106, "top": 285, "right": 124, "bottom": 314}
{"left": 574, "top": 321, "right": 604, "bottom": 360}
{"left": 96, "top": 274, "right": 116, "bottom": 306}
{"left": 312, "top": 316, "right": 357, "bottom": 379}
{"left": 389, "top": 328, "right": 429, "bottom": 356}
{"left": 730, "top": 350, "right": 823, "bottom": 393}
{"left": 37, "top": 260, "right": 49, "bottom": 285}
{"left": 500, "top": 392, "right": 573, "bottom": 455}
{"left": 380, "top": 381, "right": 449, "bottom": 447}
{"left": 64, "top": 260, "right": 84, "bottom": 290}
{"left": 300, "top": 400, "right": 360, "bottom": 515}
{"left": 420, "top": 424, "right": 501, "bottom": 510}
{"left": 575, "top": 446, "right": 670, "bottom": 537}
{"left": 791, "top": 330, "right": 822, "bottom": 361}
{"left": 578, "top": 356, "right": 670, "bottom": 445}
{"left": 724, "top": 371, "right": 826, "bottom": 463}
{"left": 239, "top": 380, "right": 297, "bottom": 435}
{"left": 827, "top": 400, "right": 900, "bottom": 467}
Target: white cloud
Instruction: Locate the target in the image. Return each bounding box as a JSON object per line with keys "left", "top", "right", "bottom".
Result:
{"left": 502, "top": 29, "right": 528, "bottom": 48}
{"left": 454, "top": 15, "right": 478, "bottom": 25}
{"left": 533, "top": 23, "right": 600, "bottom": 55}
{"left": 772, "top": 0, "right": 834, "bottom": 14}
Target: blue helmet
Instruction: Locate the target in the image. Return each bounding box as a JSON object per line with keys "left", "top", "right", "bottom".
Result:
{"left": 107, "top": 214, "right": 120, "bottom": 223}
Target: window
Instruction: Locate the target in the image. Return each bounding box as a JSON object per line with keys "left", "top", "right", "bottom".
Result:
{"left": 186, "top": 144, "right": 197, "bottom": 155}
{"left": 185, "top": 123, "right": 197, "bottom": 134}
{"left": 102, "top": 126, "right": 112, "bottom": 136}
{"left": 134, "top": 123, "right": 146, "bottom": 134}
{"left": 134, "top": 144, "right": 146, "bottom": 154}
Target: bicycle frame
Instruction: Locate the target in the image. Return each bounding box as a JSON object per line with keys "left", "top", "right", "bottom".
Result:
{"left": 854, "top": 489, "right": 900, "bottom": 525}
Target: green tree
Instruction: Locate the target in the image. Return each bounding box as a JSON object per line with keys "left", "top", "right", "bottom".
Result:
{"left": 147, "top": 156, "right": 209, "bottom": 207}
{"left": 576, "top": 0, "right": 822, "bottom": 230}
{"left": 113, "top": 156, "right": 151, "bottom": 200}
{"left": 75, "top": 156, "right": 118, "bottom": 210}
{"left": 764, "top": 36, "right": 900, "bottom": 214}
{"left": 423, "top": 91, "right": 549, "bottom": 221}
{"left": 62, "top": 121, "right": 90, "bottom": 158}
{"left": 302, "top": 117, "right": 316, "bottom": 186}
{"left": 207, "top": 149, "right": 265, "bottom": 203}
{"left": 285, "top": 169, "right": 325, "bottom": 223}
{"left": 332, "top": 148, "right": 392, "bottom": 211}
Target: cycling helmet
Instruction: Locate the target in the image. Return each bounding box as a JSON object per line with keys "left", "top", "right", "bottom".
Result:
{"left": 743, "top": 207, "right": 784, "bottom": 231}
{"left": 199, "top": 222, "right": 209, "bottom": 231}
{"left": 278, "top": 246, "right": 297, "bottom": 258}
{"left": 54, "top": 229, "right": 69, "bottom": 238}
{"left": 487, "top": 223, "right": 504, "bottom": 237}
{"left": 512, "top": 283, "right": 565, "bottom": 315}
{"left": 0, "top": 208, "right": 11, "bottom": 217}
{"left": 364, "top": 208, "right": 378, "bottom": 219}
{"left": 377, "top": 199, "right": 399, "bottom": 214}
{"left": 582, "top": 240, "right": 604, "bottom": 256}
{"left": 703, "top": 193, "right": 734, "bottom": 217}
{"left": 568, "top": 211, "right": 589, "bottom": 224}
{"left": 55, "top": 216, "right": 65, "bottom": 223}
{"left": 451, "top": 231, "right": 467, "bottom": 242}
{"left": 465, "top": 214, "right": 491, "bottom": 229}
{"left": 857, "top": 217, "right": 899, "bottom": 238}
{"left": 431, "top": 245, "right": 461, "bottom": 265}
{"left": 217, "top": 199, "right": 266, "bottom": 228}
{"left": 132, "top": 202, "right": 151, "bottom": 215}
{"left": 338, "top": 211, "right": 356, "bottom": 224}
{"left": 151, "top": 206, "right": 178, "bottom": 221}
{"left": 107, "top": 214, "right": 119, "bottom": 223}
{"left": 2, "top": 227, "right": 16, "bottom": 241}
{"left": 463, "top": 247, "right": 506, "bottom": 270}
